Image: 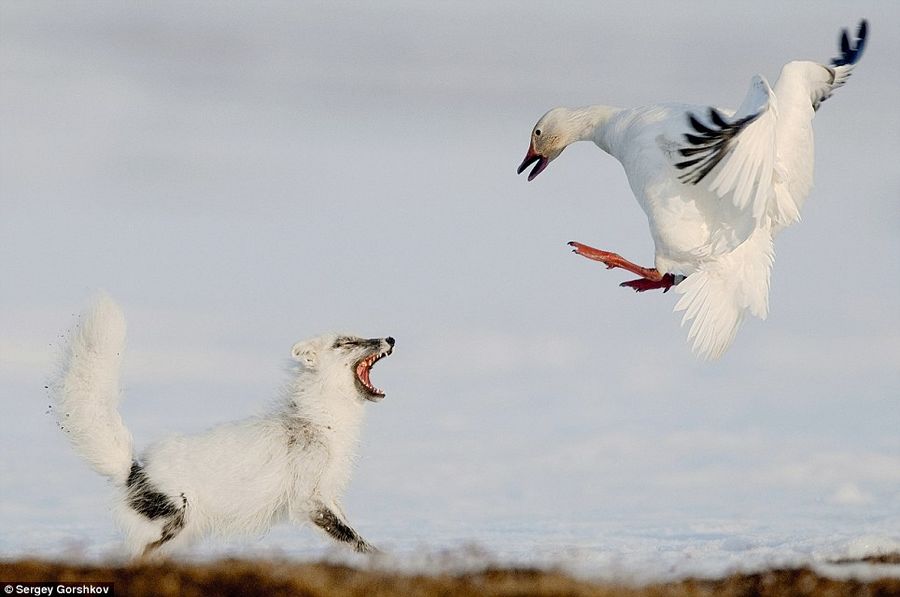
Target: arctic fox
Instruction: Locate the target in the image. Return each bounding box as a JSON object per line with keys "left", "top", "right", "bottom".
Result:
{"left": 51, "top": 294, "right": 394, "bottom": 558}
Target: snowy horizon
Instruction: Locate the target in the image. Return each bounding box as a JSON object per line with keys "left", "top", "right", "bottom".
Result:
{"left": 2, "top": 0, "right": 898, "bottom": 580}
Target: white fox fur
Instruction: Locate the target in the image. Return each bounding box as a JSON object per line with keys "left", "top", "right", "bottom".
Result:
{"left": 53, "top": 294, "right": 133, "bottom": 480}
{"left": 51, "top": 295, "right": 394, "bottom": 558}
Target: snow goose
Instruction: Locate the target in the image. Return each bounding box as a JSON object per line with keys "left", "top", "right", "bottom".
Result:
{"left": 518, "top": 21, "right": 868, "bottom": 359}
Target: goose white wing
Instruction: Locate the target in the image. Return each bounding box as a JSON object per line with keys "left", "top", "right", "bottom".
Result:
{"left": 674, "top": 76, "right": 777, "bottom": 222}
{"left": 814, "top": 19, "right": 869, "bottom": 110}
{"left": 673, "top": 20, "right": 867, "bottom": 227}
{"left": 667, "top": 21, "right": 867, "bottom": 359}
{"left": 769, "top": 21, "right": 868, "bottom": 223}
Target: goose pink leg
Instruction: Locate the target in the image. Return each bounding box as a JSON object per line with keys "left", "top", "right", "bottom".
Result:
{"left": 567, "top": 241, "right": 679, "bottom": 293}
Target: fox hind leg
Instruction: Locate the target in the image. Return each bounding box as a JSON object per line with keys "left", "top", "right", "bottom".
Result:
{"left": 140, "top": 495, "right": 187, "bottom": 558}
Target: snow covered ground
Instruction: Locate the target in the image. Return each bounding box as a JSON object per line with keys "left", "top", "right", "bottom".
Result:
{"left": 3, "top": 371, "right": 899, "bottom": 581}
{"left": 2, "top": 0, "right": 899, "bottom": 582}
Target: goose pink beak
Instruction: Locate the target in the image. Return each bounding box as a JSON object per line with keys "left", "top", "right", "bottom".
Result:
{"left": 517, "top": 145, "right": 549, "bottom": 181}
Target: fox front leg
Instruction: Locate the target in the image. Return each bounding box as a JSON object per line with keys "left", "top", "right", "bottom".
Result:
{"left": 311, "top": 504, "right": 376, "bottom": 553}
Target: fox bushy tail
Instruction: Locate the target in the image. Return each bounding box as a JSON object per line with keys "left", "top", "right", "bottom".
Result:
{"left": 673, "top": 227, "right": 775, "bottom": 360}
{"left": 52, "top": 294, "right": 133, "bottom": 483}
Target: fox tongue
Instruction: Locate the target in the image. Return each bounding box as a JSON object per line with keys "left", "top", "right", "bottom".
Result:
{"left": 356, "top": 359, "right": 381, "bottom": 394}
{"left": 358, "top": 363, "right": 370, "bottom": 386}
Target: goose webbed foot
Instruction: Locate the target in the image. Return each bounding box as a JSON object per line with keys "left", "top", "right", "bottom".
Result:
{"left": 620, "top": 274, "right": 683, "bottom": 293}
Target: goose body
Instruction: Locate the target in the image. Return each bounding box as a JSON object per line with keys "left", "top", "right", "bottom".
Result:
{"left": 518, "top": 21, "right": 868, "bottom": 359}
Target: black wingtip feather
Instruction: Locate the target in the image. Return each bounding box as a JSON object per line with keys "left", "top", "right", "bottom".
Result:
{"left": 674, "top": 157, "right": 703, "bottom": 170}
{"left": 679, "top": 145, "right": 712, "bottom": 157}
{"left": 709, "top": 108, "right": 728, "bottom": 128}
{"left": 684, "top": 133, "right": 710, "bottom": 146}
{"left": 831, "top": 19, "right": 868, "bottom": 67}
{"left": 689, "top": 115, "right": 714, "bottom": 135}
{"left": 856, "top": 19, "right": 868, "bottom": 59}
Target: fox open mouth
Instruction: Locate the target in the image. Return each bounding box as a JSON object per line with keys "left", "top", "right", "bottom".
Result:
{"left": 355, "top": 350, "right": 390, "bottom": 400}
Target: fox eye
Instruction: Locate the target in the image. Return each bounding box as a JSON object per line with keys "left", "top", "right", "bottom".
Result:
{"left": 333, "top": 336, "right": 362, "bottom": 349}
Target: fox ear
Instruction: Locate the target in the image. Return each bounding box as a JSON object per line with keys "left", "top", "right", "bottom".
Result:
{"left": 291, "top": 342, "right": 318, "bottom": 368}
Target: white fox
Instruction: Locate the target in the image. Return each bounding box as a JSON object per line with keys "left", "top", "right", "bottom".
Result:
{"left": 51, "top": 294, "right": 394, "bottom": 558}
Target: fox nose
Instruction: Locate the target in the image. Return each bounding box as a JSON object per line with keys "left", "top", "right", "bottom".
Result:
{"left": 385, "top": 337, "right": 395, "bottom": 347}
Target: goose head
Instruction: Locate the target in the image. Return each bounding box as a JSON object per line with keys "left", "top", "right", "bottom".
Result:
{"left": 517, "top": 107, "right": 573, "bottom": 181}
